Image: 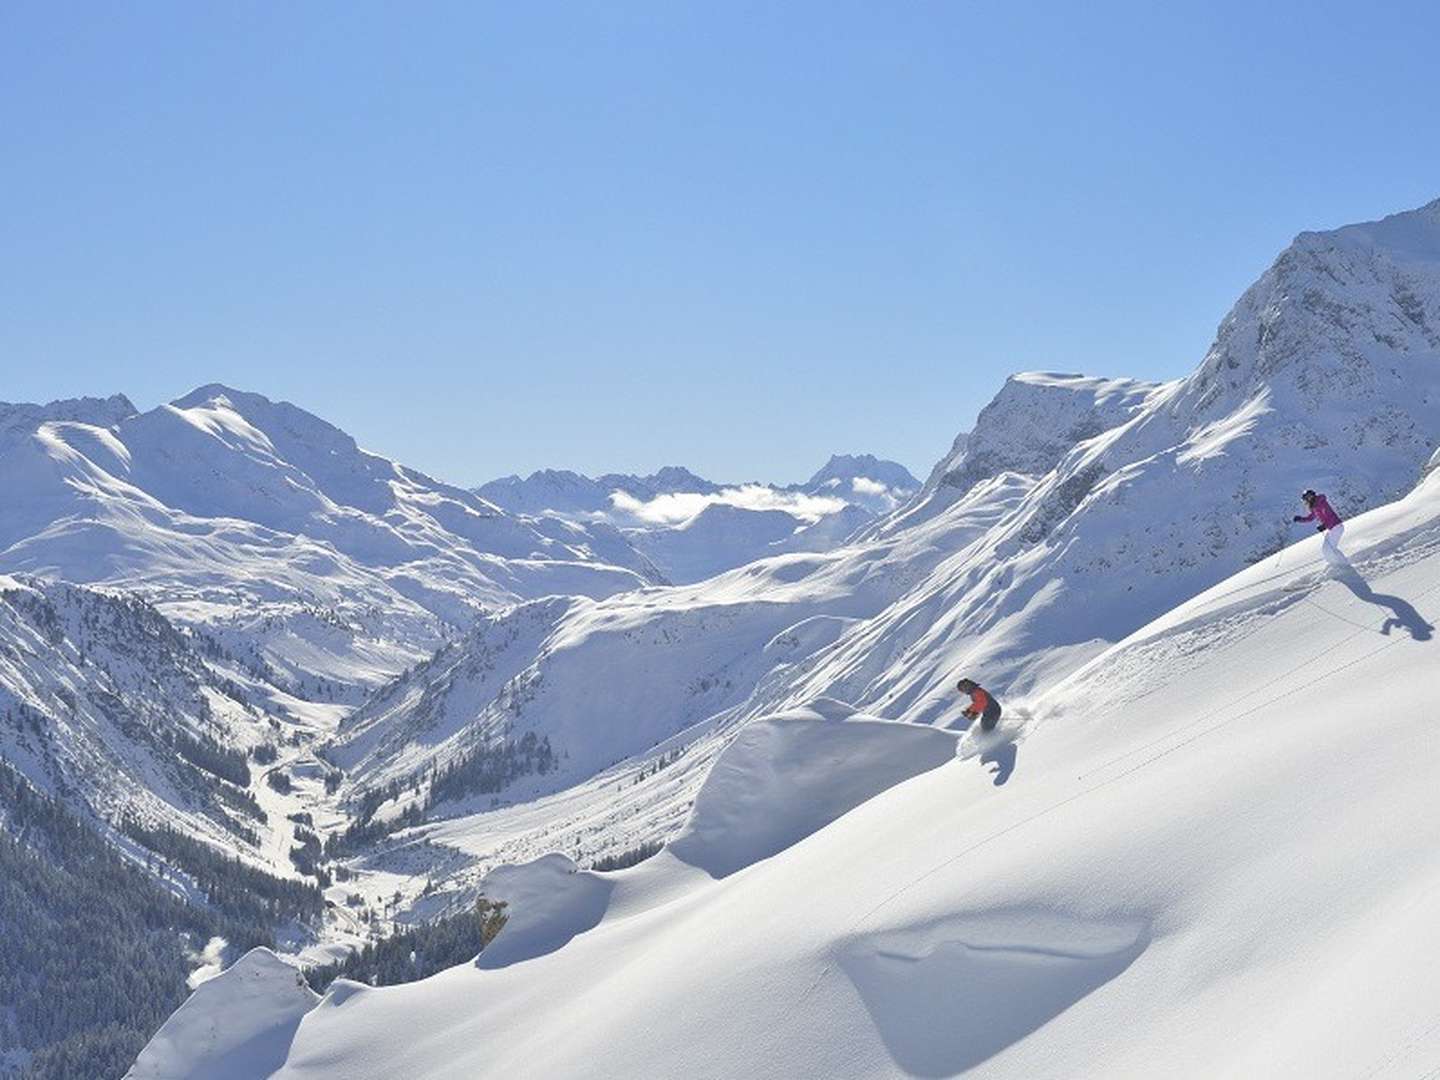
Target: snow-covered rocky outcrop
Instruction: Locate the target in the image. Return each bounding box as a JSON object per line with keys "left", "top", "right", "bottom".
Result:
{"left": 860, "top": 373, "right": 1161, "bottom": 541}
{"left": 125, "top": 948, "right": 318, "bottom": 1080}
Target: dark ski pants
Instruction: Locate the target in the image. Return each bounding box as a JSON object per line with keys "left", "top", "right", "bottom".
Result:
{"left": 981, "top": 698, "right": 1002, "bottom": 732}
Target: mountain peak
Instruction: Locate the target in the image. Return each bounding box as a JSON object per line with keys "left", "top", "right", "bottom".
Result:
{"left": 171, "top": 383, "right": 274, "bottom": 412}
{"left": 805, "top": 454, "right": 918, "bottom": 492}
{"left": 0, "top": 393, "right": 138, "bottom": 437}
{"left": 645, "top": 465, "right": 713, "bottom": 490}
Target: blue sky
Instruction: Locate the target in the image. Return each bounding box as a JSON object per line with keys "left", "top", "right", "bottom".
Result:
{"left": 3, "top": 2, "right": 1437, "bottom": 485}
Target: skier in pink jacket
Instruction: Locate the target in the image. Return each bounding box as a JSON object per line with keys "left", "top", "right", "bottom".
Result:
{"left": 1294, "top": 489, "right": 1346, "bottom": 565}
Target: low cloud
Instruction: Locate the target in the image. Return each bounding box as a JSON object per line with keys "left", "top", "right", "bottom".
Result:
{"left": 849, "top": 476, "right": 889, "bottom": 497}
{"left": 610, "top": 485, "right": 847, "bottom": 527}
{"left": 848, "top": 475, "right": 903, "bottom": 511}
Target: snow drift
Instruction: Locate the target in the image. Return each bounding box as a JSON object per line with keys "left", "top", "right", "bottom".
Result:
{"left": 667, "top": 702, "right": 957, "bottom": 878}
{"left": 125, "top": 948, "right": 317, "bottom": 1080}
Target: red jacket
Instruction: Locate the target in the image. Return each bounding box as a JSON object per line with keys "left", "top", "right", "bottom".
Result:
{"left": 963, "top": 686, "right": 991, "bottom": 718}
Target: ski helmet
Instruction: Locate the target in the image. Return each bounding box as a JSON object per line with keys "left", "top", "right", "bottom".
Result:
{"left": 1302, "top": 489, "right": 1317, "bottom": 504}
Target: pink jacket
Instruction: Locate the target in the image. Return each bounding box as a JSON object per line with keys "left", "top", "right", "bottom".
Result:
{"left": 1298, "top": 494, "right": 1341, "bottom": 530}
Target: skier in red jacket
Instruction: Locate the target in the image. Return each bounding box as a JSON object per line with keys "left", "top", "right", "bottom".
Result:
{"left": 1294, "top": 489, "right": 1347, "bottom": 566}
{"left": 957, "top": 678, "right": 1002, "bottom": 732}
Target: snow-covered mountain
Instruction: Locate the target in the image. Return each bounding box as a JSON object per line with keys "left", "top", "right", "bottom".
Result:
{"left": 476, "top": 456, "right": 921, "bottom": 583}
{"left": 858, "top": 374, "right": 1157, "bottom": 541}
{"left": 4, "top": 196, "right": 1436, "bottom": 1079}
{"left": 137, "top": 462, "right": 1440, "bottom": 1078}
{"left": 326, "top": 467, "right": 1024, "bottom": 795}
{"left": 318, "top": 199, "right": 1440, "bottom": 905}
{"left": 476, "top": 466, "right": 722, "bottom": 520}
{"left": 0, "top": 574, "right": 273, "bottom": 840}
{"left": 802, "top": 452, "right": 923, "bottom": 513}
{"left": 0, "top": 385, "right": 664, "bottom": 699}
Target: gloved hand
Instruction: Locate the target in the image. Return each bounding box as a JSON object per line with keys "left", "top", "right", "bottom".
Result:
{"left": 962, "top": 707, "right": 978, "bottom": 720}
{"left": 1317, "top": 525, "right": 1325, "bottom": 533}
{"left": 1292, "top": 515, "right": 1306, "bottom": 523}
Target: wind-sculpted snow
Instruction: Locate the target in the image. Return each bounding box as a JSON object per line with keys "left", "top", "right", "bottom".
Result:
{"left": 667, "top": 704, "right": 957, "bottom": 878}
{"left": 125, "top": 948, "right": 317, "bottom": 1080}
{"left": 471, "top": 853, "right": 615, "bottom": 968}
{"left": 838, "top": 911, "right": 1150, "bottom": 1076}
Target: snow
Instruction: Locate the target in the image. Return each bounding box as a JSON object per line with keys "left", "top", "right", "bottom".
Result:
{"left": 326, "top": 469, "right": 1025, "bottom": 797}
{"left": 126, "top": 948, "right": 318, "bottom": 1080}
{"left": 165, "top": 454, "right": 1440, "bottom": 1079}
{"left": 477, "top": 457, "right": 919, "bottom": 583}
{"left": 1, "top": 195, "right": 1430, "bottom": 1078}
{"left": 666, "top": 703, "right": 957, "bottom": 878}
{"left": 472, "top": 854, "right": 615, "bottom": 969}
{"left": 0, "top": 384, "right": 661, "bottom": 706}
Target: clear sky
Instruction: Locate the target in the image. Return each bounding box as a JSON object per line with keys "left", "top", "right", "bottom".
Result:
{"left": 3, "top": 2, "right": 1438, "bottom": 486}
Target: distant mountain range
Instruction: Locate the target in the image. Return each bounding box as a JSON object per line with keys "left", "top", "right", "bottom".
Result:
{"left": 476, "top": 454, "right": 921, "bottom": 583}
{"left": 0, "top": 385, "right": 674, "bottom": 700}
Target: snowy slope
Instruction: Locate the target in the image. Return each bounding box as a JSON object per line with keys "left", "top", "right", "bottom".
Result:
{"left": 126, "top": 948, "right": 318, "bottom": 1080}
{"left": 0, "top": 386, "right": 661, "bottom": 697}
{"left": 766, "top": 199, "right": 1440, "bottom": 721}
{"left": 326, "top": 469, "right": 1028, "bottom": 796}
{"left": 0, "top": 575, "right": 279, "bottom": 840}
{"left": 306, "top": 198, "right": 1440, "bottom": 942}
{"left": 153, "top": 438, "right": 1440, "bottom": 1079}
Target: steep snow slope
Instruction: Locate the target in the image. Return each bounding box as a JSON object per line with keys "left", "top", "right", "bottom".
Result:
{"left": 126, "top": 948, "right": 318, "bottom": 1080}
{"left": 0, "top": 386, "right": 660, "bottom": 695}
{"left": 859, "top": 373, "right": 1160, "bottom": 541}
{"left": 0, "top": 575, "right": 278, "bottom": 841}
{"left": 159, "top": 445, "right": 1440, "bottom": 1079}
{"left": 769, "top": 200, "right": 1440, "bottom": 717}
